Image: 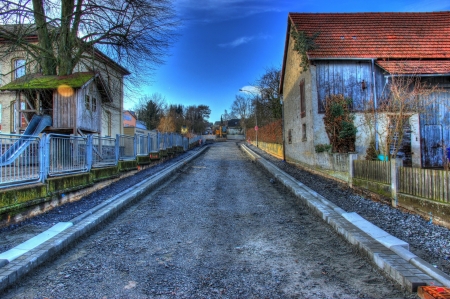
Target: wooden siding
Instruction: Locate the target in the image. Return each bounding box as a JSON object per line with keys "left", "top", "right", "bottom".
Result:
{"left": 353, "top": 160, "right": 391, "bottom": 184}
{"left": 53, "top": 92, "right": 76, "bottom": 128}
{"left": 77, "top": 84, "right": 101, "bottom": 133}
{"left": 399, "top": 167, "right": 450, "bottom": 203}
{"left": 419, "top": 83, "right": 450, "bottom": 168}
{"left": 316, "top": 60, "right": 379, "bottom": 112}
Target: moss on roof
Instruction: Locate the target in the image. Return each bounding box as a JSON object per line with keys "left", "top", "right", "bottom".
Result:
{"left": 0, "top": 72, "right": 95, "bottom": 91}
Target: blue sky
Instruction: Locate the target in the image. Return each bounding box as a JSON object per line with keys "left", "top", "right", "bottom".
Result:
{"left": 124, "top": 0, "right": 450, "bottom": 123}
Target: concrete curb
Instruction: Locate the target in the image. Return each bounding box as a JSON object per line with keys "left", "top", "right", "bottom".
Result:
{"left": 0, "top": 146, "right": 208, "bottom": 293}
{"left": 241, "top": 144, "right": 450, "bottom": 292}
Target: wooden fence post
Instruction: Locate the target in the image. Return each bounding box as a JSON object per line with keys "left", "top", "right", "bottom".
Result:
{"left": 391, "top": 157, "right": 402, "bottom": 207}
{"left": 348, "top": 153, "right": 357, "bottom": 187}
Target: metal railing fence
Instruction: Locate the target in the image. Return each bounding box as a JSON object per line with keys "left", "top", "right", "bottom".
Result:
{"left": 136, "top": 134, "right": 149, "bottom": 156}
{"left": 0, "top": 133, "right": 43, "bottom": 187}
{"left": 118, "top": 134, "right": 136, "bottom": 160}
{"left": 183, "top": 137, "right": 189, "bottom": 151}
{"left": 1, "top": 131, "right": 200, "bottom": 189}
{"left": 159, "top": 133, "right": 168, "bottom": 150}
{"left": 149, "top": 132, "right": 158, "bottom": 152}
{"left": 47, "top": 134, "right": 90, "bottom": 177}
{"left": 92, "top": 135, "right": 118, "bottom": 167}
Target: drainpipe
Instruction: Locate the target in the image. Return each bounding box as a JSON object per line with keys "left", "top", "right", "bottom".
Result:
{"left": 371, "top": 59, "right": 379, "bottom": 151}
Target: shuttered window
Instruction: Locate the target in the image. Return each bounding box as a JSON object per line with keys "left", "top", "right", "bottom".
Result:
{"left": 300, "top": 79, "right": 306, "bottom": 118}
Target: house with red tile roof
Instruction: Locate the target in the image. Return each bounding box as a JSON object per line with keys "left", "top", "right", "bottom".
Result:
{"left": 280, "top": 12, "right": 450, "bottom": 170}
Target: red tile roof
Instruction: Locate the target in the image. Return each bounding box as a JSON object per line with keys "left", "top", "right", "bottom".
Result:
{"left": 288, "top": 12, "right": 450, "bottom": 59}
{"left": 376, "top": 60, "right": 450, "bottom": 74}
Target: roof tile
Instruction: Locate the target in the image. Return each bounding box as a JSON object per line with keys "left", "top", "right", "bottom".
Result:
{"left": 289, "top": 12, "right": 450, "bottom": 59}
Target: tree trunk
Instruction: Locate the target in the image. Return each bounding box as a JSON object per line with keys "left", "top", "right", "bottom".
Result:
{"left": 32, "top": 0, "right": 57, "bottom": 75}
{"left": 58, "top": 0, "right": 76, "bottom": 75}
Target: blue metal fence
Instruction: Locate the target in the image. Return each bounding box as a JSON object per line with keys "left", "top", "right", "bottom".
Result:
{"left": 47, "top": 134, "right": 90, "bottom": 177}
{"left": 92, "top": 135, "right": 118, "bottom": 168}
{"left": 0, "top": 133, "right": 43, "bottom": 188}
{"left": 0, "top": 131, "right": 204, "bottom": 189}
{"left": 118, "top": 134, "right": 136, "bottom": 161}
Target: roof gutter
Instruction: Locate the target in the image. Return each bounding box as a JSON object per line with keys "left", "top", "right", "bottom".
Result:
{"left": 310, "top": 58, "right": 377, "bottom": 61}
{"left": 384, "top": 73, "right": 450, "bottom": 78}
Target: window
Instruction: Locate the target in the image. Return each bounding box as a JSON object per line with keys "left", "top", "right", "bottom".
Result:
{"left": 85, "top": 95, "right": 90, "bottom": 110}
{"left": 106, "top": 111, "right": 112, "bottom": 136}
{"left": 302, "top": 124, "right": 307, "bottom": 141}
{"left": 92, "top": 97, "right": 97, "bottom": 112}
{"left": 14, "top": 59, "right": 26, "bottom": 79}
{"left": 300, "top": 79, "right": 306, "bottom": 118}
{"left": 288, "top": 129, "right": 292, "bottom": 144}
{"left": 10, "top": 101, "right": 16, "bottom": 133}
{"left": 0, "top": 104, "right": 2, "bottom": 131}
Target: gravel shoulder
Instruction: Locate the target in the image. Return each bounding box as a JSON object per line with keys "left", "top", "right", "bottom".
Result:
{"left": 2, "top": 142, "right": 416, "bottom": 298}
{"left": 246, "top": 143, "right": 450, "bottom": 276}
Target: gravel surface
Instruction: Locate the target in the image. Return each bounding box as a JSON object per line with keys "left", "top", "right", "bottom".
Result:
{"left": 0, "top": 150, "right": 200, "bottom": 253}
{"left": 246, "top": 143, "right": 450, "bottom": 276}
{"left": 2, "top": 142, "right": 415, "bottom": 298}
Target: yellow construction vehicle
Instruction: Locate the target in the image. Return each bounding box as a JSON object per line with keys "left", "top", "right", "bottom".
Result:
{"left": 215, "top": 125, "right": 227, "bottom": 141}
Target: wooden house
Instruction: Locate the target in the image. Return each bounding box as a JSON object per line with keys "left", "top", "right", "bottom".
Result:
{"left": 280, "top": 12, "right": 450, "bottom": 168}
{"left": 0, "top": 72, "right": 113, "bottom": 135}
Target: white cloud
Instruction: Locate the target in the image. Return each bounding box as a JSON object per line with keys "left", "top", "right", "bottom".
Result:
{"left": 218, "top": 34, "right": 270, "bottom": 48}
{"left": 219, "top": 36, "right": 254, "bottom": 48}
{"left": 239, "top": 85, "right": 261, "bottom": 96}
{"left": 175, "top": 0, "right": 286, "bottom": 23}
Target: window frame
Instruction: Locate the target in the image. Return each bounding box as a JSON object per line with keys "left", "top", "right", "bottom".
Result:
{"left": 85, "top": 95, "right": 91, "bottom": 111}
{"left": 13, "top": 58, "right": 26, "bottom": 80}
{"left": 302, "top": 124, "right": 307, "bottom": 142}
{"left": 300, "top": 79, "right": 306, "bottom": 118}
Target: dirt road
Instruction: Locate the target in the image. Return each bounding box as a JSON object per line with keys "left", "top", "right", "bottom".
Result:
{"left": 2, "top": 142, "right": 416, "bottom": 298}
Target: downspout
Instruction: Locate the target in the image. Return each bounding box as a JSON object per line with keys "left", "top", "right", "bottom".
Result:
{"left": 371, "top": 59, "right": 379, "bottom": 151}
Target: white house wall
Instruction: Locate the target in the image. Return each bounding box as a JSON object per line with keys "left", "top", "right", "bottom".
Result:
{"left": 0, "top": 51, "right": 40, "bottom": 134}
{"left": 282, "top": 34, "right": 316, "bottom": 166}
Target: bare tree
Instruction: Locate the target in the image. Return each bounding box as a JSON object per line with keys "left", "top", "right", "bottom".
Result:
{"left": 361, "top": 72, "right": 442, "bottom": 161}
{"left": 256, "top": 66, "right": 282, "bottom": 123}
{"left": 231, "top": 95, "right": 251, "bottom": 132}
{"left": 0, "top": 0, "right": 178, "bottom": 80}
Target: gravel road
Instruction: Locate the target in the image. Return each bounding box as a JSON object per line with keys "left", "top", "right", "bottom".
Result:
{"left": 2, "top": 142, "right": 415, "bottom": 298}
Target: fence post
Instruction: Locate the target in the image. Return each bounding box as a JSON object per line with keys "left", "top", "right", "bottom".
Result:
{"left": 40, "top": 134, "right": 49, "bottom": 183}
{"left": 86, "top": 135, "right": 93, "bottom": 171}
{"left": 133, "top": 134, "right": 137, "bottom": 157}
{"left": 348, "top": 153, "right": 357, "bottom": 187}
{"left": 391, "top": 157, "right": 402, "bottom": 207}
{"left": 115, "top": 134, "right": 120, "bottom": 162}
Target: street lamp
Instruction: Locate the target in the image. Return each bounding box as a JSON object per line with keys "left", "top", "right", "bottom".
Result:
{"left": 239, "top": 88, "right": 259, "bottom": 147}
